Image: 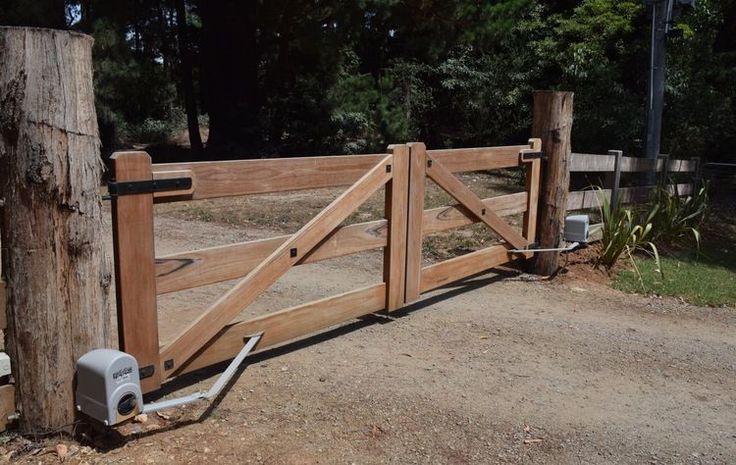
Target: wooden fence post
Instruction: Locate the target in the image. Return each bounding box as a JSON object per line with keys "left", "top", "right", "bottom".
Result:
{"left": 657, "top": 154, "right": 670, "bottom": 187}
{"left": 609, "top": 150, "right": 623, "bottom": 209}
{"left": 691, "top": 156, "right": 702, "bottom": 189}
{"left": 0, "top": 27, "right": 111, "bottom": 432}
{"left": 111, "top": 152, "right": 162, "bottom": 393}
{"left": 531, "top": 91, "right": 574, "bottom": 276}
{"left": 404, "top": 143, "right": 427, "bottom": 304}
{"left": 384, "top": 145, "right": 409, "bottom": 312}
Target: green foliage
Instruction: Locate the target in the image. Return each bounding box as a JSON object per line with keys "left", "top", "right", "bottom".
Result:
{"left": 614, "top": 250, "right": 736, "bottom": 306}
{"left": 2, "top": 0, "right": 734, "bottom": 161}
{"left": 648, "top": 182, "right": 709, "bottom": 248}
{"left": 596, "top": 188, "right": 661, "bottom": 275}
{"left": 597, "top": 181, "right": 709, "bottom": 283}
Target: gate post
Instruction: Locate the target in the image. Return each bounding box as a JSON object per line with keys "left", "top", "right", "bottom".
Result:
{"left": 384, "top": 145, "right": 410, "bottom": 311}
{"left": 111, "top": 152, "right": 162, "bottom": 392}
{"left": 404, "top": 142, "right": 427, "bottom": 304}
{"left": 531, "top": 90, "right": 574, "bottom": 276}
{"left": 0, "top": 27, "right": 111, "bottom": 432}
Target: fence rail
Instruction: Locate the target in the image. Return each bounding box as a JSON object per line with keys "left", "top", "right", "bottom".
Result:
{"left": 567, "top": 151, "right": 699, "bottom": 211}
{"left": 569, "top": 152, "right": 698, "bottom": 173}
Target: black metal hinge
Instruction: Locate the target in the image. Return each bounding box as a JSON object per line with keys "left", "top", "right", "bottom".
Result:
{"left": 520, "top": 151, "right": 546, "bottom": 162}
{"left": 107, "top": 177, "right": 192, "bottom": 197}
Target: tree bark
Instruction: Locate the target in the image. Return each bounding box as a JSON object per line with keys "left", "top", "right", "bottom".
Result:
{"left": 531, "top": 91, "right": 574, "bottom": 276}
{"left": 175, "top": 0, "right": 204, "bottom": 153}
{"left": 0, "top": 27, "right": 111, "bottom": 433}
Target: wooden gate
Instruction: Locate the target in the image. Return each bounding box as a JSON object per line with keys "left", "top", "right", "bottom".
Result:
{"left": 110, "top": 140, "right": 541, "bottom": 393}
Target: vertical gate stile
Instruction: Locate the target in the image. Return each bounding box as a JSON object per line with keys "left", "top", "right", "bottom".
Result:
{"left": 404, "top": 142, "right": 427, "bottom": 304}
{"left": 384, "top": 145, "right": 410, "bottom": 312}
{"left": 110, "top": 151, "right": 162, "bottom": 393}
{"left": 523, "top": 138, "right": 542, "bottom": 254}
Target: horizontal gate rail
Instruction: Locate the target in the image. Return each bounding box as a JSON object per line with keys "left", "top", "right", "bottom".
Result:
{"left": 155, "top": 191, "right": 529, "bottom": 295}
{"left": 176, "top": 284, "right": 387, "bottom": 375}
{"left": 151, "top": 154, "right": 388, "bottom": 201}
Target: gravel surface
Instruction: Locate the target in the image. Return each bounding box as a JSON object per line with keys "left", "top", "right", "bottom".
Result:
{"left": 7, "top": 212, "right": 735, "bottom": 465}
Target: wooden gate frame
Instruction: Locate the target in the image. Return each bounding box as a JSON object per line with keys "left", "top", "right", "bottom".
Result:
{"left": 110, "top": 140, "right": 541, "bottom": 393}
{"left": 404, "top": 139, "right": 542, "bottom": 302}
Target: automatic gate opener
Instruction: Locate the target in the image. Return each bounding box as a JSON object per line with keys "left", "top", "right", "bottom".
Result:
{"left": 75, "top": 333, "right": 263, "bottom": 426}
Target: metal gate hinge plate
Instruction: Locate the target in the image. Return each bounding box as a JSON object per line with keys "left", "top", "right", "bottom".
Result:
{"left": 520, "top": 151, "right": 546, "bottom": 162}
{"left": 107, "top": 177, "right": 192, "bottom": 197}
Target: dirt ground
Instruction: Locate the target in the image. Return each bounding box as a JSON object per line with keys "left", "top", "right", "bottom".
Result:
{"left": 4, "top": 185, "right": 736, "bottom": 464}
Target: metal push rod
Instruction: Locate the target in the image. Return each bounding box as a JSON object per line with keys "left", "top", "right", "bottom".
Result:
{"left": 142, "top": 333, "right": 263, "bottom": 414}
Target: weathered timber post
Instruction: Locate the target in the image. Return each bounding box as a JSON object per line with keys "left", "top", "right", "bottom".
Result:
{"left": 609, "top": 150, "right": 623, "bottom": 209}
{"left": 531, "top": 91, "right": 574, "bottom": 276}
{"left": 0, "top": 27, "right": 111, "bottom": 432}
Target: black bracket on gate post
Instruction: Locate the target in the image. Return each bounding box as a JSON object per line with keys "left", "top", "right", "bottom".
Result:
{"left": 519, "top": 151, "right": 547, "bottom": 163}
{"left": 107, "top": 177, "right": 192, "bottom": 197}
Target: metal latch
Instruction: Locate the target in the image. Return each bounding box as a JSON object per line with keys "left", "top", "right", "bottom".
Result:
{"left": 107, "top": 177, "right": 192, "bottom": 197}
{"left": 519, "top": 151, "right": 546, "bottom": 162}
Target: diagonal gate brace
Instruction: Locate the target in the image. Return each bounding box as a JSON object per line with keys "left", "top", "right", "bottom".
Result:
{"left": 160, "top": 155, "right": 394, "bottom": 377}
{"left": 425, "top": 156, "right": 529, "bottom": 251}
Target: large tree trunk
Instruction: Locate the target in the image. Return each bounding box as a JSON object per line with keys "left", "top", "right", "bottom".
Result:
{"left": 0, "top": 27, "right": 111, "bottom": 433}
{"left": 200, "top": 0, "right": 260, "bottom": 156}
{"left": 175, "top": 0, "right": 204, "bottom": 153}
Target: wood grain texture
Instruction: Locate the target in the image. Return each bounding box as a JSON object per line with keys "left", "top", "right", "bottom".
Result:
{"left": 568, "top": 153, "right": 616, "bottom": 172}
{"left": 428, "top": 145, "right": 528, "bottom": 172}
{"left": 567, "top": 183, "right": 693, "bottom": 210}
{"left": 0, "top": 27, "right": 111, "bottom": 431}
{"left": 609, "top": 150, "right": 624, "bottom": 208}
{"left": 111, "top": 152, "right": 161, "bottom": 393}
{"left": 175, "top": 284, "right": 387, "bottom": 376}
{"left": 532, "top": 91, "right": 573, "bottom": 275}
{"left": 151, "top": 154, "right": 387, "bottom": 201}
{"left": 156, "top": 220, "right": 388, "bottom": 294}
{"left": 522, "top": 140, "right": 542, "bottom": 258}
{"left": 427, "top": 157, "right": 528, "bottom": 250}
{"left": 384, "top": 145, "right": 409, "bottom": 311}
{"left": 569, "top": 153, "right": 697, "bottom": 173}
{"left": 0, "top": 385, "right": 14, "bottom": 432}
{"left": 160, "top": 156, "right": 392, "bottom": 377}
{"left": 155, "top": 192, "right": 526, "bottom": 295}
{"left": 422, "top": 193, "right": 528, "bottom": 234}
{"left": 420, "top": 245, "right": 515, "bottom": 293}
{"left": 405, "top": 143, "right": 427, "bottom": 304}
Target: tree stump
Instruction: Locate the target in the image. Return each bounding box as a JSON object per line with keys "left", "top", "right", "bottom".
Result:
{"left": 531, "top": 91, "right": 574, "bottom": 276}
{"left": 0, "top": 27, "right": 111, "bottom": 432}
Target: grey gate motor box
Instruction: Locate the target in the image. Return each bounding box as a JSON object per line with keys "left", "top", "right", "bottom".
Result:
{"left": 76, "top": 349, "right": 143, "bottom": 425}
{"left": 564, "top": 215, "right": 590, "bottom": 243}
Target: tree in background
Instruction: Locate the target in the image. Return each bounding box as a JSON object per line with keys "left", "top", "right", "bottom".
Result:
{"left": 0, "top": 0, "right": 733, "bottom": 161}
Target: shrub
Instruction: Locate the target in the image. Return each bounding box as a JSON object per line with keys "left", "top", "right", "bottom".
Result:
{"left": 596, "top": 187, "right": 661, "bottom": 275}
{"left": 648, "top": 181, "right": 708, "bottom": 249}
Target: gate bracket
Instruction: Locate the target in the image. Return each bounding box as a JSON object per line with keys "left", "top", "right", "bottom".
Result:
{"left": 108, "top": 177, "right": 192, "bottom": 197}
{"left": 520, "top": 151, "right": 546, "bottom": 163}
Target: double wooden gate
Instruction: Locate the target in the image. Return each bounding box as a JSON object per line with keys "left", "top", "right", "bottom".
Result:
{"left": 111, "top": 139, "right": 542, "bottom": 393}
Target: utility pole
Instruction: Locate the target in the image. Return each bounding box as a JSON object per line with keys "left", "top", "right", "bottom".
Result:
{"left": 644, "top": 0, "right": 669, "bottom": 163}
{"left": 644, "top": 0, "right": 695, "bottom": 170}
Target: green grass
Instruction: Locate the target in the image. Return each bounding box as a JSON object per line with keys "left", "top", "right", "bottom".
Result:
{"left": 613, "top": 246, "right": 736, "bottom": 307}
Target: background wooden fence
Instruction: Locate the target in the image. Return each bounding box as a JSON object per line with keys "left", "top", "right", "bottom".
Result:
{"left": 567, "top": 152, "right": 698, "bottom": 210}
